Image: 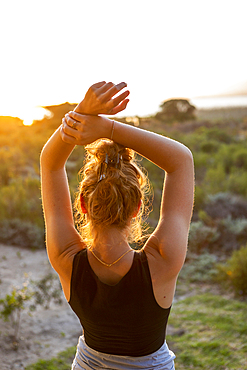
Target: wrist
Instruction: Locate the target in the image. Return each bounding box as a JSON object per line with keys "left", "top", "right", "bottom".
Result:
{"left": 101, "top": 117, "right": 114, "bottom": 140}
{"left": 74, "top": 101, "right": 91, "bottom": 115}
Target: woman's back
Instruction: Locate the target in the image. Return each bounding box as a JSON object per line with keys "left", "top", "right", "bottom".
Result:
{"left": 69, "top": 249, "right": 171, "bottom": 357}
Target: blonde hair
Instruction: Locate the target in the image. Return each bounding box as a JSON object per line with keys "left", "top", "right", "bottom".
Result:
{"left": 74, "top": 139, "right": 151, "bottom": 245}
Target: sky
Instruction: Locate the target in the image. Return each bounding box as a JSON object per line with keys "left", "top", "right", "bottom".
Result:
{"left": 0, "top": 0, "right": 247, "bottom": 124}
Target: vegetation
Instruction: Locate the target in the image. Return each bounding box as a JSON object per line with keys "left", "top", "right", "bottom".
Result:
{"left": 25, "top": 347, "right": 76, "bottom": 370}
{"left": 216, "top": 245, "right": 247, "bottom": 297}
{"left": 0, "top": 276, "right": 34, "bottom": 344}
{"left": 167, "top": 293, "right": 247, "bottom": 369}
{"left": 0, "top": 273, "right": 62, "bottom": 345}
{"left": 155, "top": 98, "right": 196, "bottom": 122}
{"left": 1, "top": 104, "right": 247, "bottom": 367}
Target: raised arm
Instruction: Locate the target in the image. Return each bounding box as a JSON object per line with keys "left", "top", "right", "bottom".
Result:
{"left": 62, "top": 113, "right": 194, "bottom": 279}
{"left": 40, "top": 82, "right": 129, "bottom": 299}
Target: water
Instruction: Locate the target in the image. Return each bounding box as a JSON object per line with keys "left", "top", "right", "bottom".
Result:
{"left": 190, "top": 95, "right": 247, "bottom": 110}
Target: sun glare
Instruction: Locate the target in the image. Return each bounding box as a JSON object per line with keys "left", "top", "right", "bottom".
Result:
{"left": 23, "top": 107, "right": 52, "bottom": 126}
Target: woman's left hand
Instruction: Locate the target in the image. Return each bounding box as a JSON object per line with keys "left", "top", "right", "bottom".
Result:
{"left": 60, "top": 112, "right": 112, "bottom": 146}
{"left": 74, "top": 81, "right": 130, "bottom": 116}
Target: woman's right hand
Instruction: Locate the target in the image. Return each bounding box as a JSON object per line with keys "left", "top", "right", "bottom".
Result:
{"left": 74, "top": 81, "right": 130, "bottom": 116}
{"left": 60, "top": 112, "right": 112, "bottom": 146}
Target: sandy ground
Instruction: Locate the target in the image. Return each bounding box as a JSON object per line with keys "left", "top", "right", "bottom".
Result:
{"left": 0, "top": 244, "right": 82, "bottom": 370}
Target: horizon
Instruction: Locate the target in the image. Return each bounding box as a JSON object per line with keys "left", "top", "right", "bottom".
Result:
{"left": 1, "top": 93, "right": 247, "bottom": 127}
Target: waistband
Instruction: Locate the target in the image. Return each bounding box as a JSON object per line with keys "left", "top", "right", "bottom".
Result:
{"left": 72, "top": 335, "right": 175, "bottom": 370}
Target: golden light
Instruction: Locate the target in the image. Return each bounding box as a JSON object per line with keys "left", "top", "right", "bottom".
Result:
{"left": 23, "top": 107, "right": 52, "bottom": 126}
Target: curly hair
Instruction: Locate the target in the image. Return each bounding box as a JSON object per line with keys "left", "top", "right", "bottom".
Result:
{"left": 73, "top": 139, "right": 151, "bottom": 245}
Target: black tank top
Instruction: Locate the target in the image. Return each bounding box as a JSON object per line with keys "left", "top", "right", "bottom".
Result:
{"left": 68, "top": 249, "right": 171, "bottom": 357}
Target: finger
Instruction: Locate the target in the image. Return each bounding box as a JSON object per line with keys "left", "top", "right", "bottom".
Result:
{"left": 109, "top": 99, "right": 129, "bottom": 115}
{"left": 61, "top": 122, "right": 88, "bottom": 146}
{"left": 60, "top": 126, "right": 78, "bottom": 145}
{"left": 62, "top": 118, "right": 80, "bottom": 137}
{"left": 111, "top": 90, "right": 130, "bottom": 107}
{"left": 100, "top": 82, "right": 128, "bottom": 102}
{"left": 91, "top": 81, "right": 106, "bottom": 89}
{"left": 65, "top": 115, "right": 78, "bottom": 130}
{"left": 68, "top": 111, "right": 85, "bottom": 122}
{"left": 97, "top": 82, "right": 114, "bottom": 94}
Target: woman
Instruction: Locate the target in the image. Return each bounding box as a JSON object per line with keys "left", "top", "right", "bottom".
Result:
{"left": 40, "top": 81, "right": 194, "bottom": 369}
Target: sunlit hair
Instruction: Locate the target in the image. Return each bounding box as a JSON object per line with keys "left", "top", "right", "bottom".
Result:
{"left": 74, "top": 139, "right": 151, "bottom": 245}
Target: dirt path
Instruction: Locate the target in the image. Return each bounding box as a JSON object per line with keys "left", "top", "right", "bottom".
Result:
{"left": 0, "top": 244, "right": 81, "bottom": 370}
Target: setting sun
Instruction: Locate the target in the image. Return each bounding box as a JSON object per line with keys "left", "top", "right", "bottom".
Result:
{"left": 22, "top": 107, "right": 52, "bottom": 126}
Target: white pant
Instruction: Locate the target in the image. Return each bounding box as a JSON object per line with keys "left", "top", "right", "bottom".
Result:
{"left": 71, "top": 335, "right": 175, "bottom": 370}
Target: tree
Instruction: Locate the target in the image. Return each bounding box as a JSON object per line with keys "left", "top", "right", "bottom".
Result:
{"left": 155, "top": 98, "right": 196, "bottom": 122}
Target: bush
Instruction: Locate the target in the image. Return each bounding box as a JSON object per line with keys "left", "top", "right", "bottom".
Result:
{"left": 204, "top": 193, "right": 247, "bottom": 220}
{"left": 232, "top": 147, "right": 247, "bottom": 169}
{"left": 204, "top": 165, "right": 227, "bottom": 194}
{"left": 0, "top": 278, "right": 34, "bottom": 343}
{"left": 188, "top": 221, "right": 220, "bottom": 253}
{"left": 179, "top": 253, "right": 218, "bottom": 282}
{"left": 216, "top": 245, "right": 247, "bottom": 297}
{"left": 0, "top": 177, "right": 43, "bottom": 226}
{"left": 205, "top": 127, "right": 232, "bottom": 144}
{"left": 31, "top": 273, "right": 63, "bottom": 310}
{"left": 221, "top": 217, "right": 247, "bottom": 245}
{"left": 200, "top": 140, "right": 219, "bottom": 153}
{"left": 228, "top": 169, "right": 247, "bottom": 197}
{"left": 25, "top": 347, "right": 76, "bottom": 370}
{"left": 0, "top": 218, "right": 44, "bottom": 249}
{"left": 0, "top": 273, "right": 63, "bottom": 345}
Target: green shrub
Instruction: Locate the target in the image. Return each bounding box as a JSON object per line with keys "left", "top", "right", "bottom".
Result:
{"left": 25, "top": 346, "right": 76, "bottom": 370}
{"left": 204, "top": 193, "right": 247, "bottom": 220}
{"left": 204, "top": 164, "right": 227, "bottom": 194}
{"left": 216, "top": 245, "right": 247, "bottom": 297}
{"left": 228, "top": 169, "right": 247, "bottom": 197}
{"left": 188, "top": 221, "right": 220, "bottom": 253}
{"left": 193, "top": 185, "right": 206, "bottom": 212}
{"left": 0, "top": 278, "right": 34, "bottom": 343}
{"left": 0, "top": 146, "right": 26, "bottom": 186}
{"left": 0, "top": 177, "right": 43, "bottom": 226}
{"left": 0, "top": 273, "right": 63, "bottom": 345}
{"left": 216, "top": 143, "right": 239, "bottom": 174}
{"left": 0, "top": 218, "right": 44, "bottom": 249}
{"left": 221, "top": 217, "right": 247, "bottom": 245}
{"left": 31, "top": 273, "right": 63, "bottom": 310}
{"left": 202, "top": 127, "right": 232, "bottom": 144}
{"left": 200, "top": 140, "right": 219, "bottom": 153}
{"left": 232, "top": 147, "right": 247, "bottom": 169}
{"left": 179, "top": 253, "right": 218, "bottom": 282}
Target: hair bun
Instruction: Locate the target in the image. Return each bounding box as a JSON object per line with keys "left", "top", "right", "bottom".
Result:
{"left": 86, "top": 140, "right": 133, "bottom": 165}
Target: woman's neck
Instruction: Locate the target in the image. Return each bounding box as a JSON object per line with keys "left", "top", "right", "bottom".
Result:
{"left": 90, "top": 226, "right": 131, "bottom": 257}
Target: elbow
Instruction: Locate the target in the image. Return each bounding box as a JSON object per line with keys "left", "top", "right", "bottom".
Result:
{"left": 182, "top": 145, "right": 194, "bottom": 167}
{"left": 40, "top": 144, "right": 48, "bottom": 168}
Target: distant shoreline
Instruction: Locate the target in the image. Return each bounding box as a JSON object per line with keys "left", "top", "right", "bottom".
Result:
{"left": 191, "top": 95, "right": 247, "bottom": 110}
